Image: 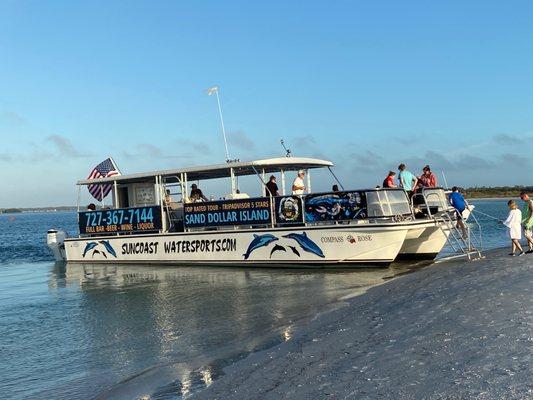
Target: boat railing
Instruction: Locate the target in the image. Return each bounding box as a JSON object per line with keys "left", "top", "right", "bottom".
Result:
{"left": 412, "top": 188, "right": 483, "bottom": 260}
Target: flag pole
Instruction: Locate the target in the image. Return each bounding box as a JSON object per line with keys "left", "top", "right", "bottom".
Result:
{"left": 208, "top": 86, "right": 230, "bottom": 162}
{"left": 109, "top": 156, "right": 122, "bottom": 174}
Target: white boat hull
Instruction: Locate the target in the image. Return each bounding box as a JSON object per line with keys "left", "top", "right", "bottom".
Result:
{"left": 398, "top": 222, "right": 449, "bottom": 260}
{"left": 61, "top": 224, "right": 417, "bottom": 267}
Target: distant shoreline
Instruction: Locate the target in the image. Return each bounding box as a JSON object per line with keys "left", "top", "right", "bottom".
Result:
{"left": 1, "top": 187, "right": 530, "bottom": 212}
{"left": 468, "top": 196, "right": 516, "bottom": 201}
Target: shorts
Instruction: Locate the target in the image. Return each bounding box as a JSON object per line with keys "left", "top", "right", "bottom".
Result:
{"left": 455, "top": 209, "right": 465, "bottom": 220}
{"left": 525, "top": 228, "right": 532, "bottom": 238}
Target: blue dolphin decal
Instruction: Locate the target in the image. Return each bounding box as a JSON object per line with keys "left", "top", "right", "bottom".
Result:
{"left": 283, "top": 232, "right": 325, "bottom": 258}
{"left": 82, "top": 242, "right": 98, "bottom": 257}
{"left": 243, "top": 234, "right": 279, "bottom": 259}
{"left": 99, "top": 240, "right": 117, "bottom": 258}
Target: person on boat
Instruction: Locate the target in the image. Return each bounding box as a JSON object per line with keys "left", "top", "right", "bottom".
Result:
{"left": 382, "top": 171, "right": 397, "bottom": 188}
{"left": 519, "top": 191, "right": 533, "bottom": 253}
{"left": 502, "top": 200, "right": 525, "bottom": 257}
{"left": 164, "top": 189, "right": 172, "bottom": 205}
{"left": 449, "top": 186, "right": 468, "bottom": 238}
{"left": 292, "top": 170, "right": 306, "bottom": 195}
{"left": 164, "top": 189, "right": 178, "bottom": 210}
{"left": 397, "top": 163, "right": 418, "bottom": 196}
{"left": 332, "top": 184, "right": 340, "bottom": 193}
{"left": 418, "top": 165, "right": 437, "bottom": 188}
{"left": 265, "top": 175, "right": 279, "bottom": 197}
{"left": 87, "top": 203, "right": 96, "bottom": 211}
{"left": 190, "top": 184, "right": 208, "bottom": 202}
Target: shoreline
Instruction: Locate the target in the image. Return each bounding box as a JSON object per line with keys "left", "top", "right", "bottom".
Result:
{"left": 192, "top": 248, "right": 532, "bottom": 400}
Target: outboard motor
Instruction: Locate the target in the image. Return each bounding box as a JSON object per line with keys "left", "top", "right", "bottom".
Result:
{"left": 47, "top": 229, "right": 67, "bottom": 261}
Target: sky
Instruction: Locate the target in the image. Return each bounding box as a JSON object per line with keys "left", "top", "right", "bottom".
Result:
{"left": 1, "top": 0, "right": 532, "bottom": 207}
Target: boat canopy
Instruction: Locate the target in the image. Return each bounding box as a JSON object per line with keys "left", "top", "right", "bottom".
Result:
{"left": 77, "top": 157, "right": 334, "bottom": 185}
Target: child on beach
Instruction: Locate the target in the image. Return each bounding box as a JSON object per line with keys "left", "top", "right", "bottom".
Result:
{"left": 502, "top": 200, "right": 524, "bottom": 257}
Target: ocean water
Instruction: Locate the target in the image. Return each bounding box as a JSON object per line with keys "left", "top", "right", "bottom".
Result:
{"left": 0, "top": 200, "right": 511, "bottom": 399}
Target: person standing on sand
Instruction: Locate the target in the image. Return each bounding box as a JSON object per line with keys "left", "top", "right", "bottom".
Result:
{"left": 519, "top": 191, "right": 533, "bottom": 253}
{"left": 398, "top": 164, "right": 417, "bottom": 196}
{"left": 502, "top": 200, "right": 524, "bottom": 257}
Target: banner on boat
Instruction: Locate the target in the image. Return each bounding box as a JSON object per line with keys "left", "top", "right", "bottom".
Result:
{"left": 304, "top": 191, "right": 367, "bottom": 222}
{"left": 274, "top": 195, "right": 304, "bottom": 224}
{"left": 184, "top": 198, "right": 272, "bottom": 228}
{"left": 79, "top": 206, "right": 162, "bottom": 234}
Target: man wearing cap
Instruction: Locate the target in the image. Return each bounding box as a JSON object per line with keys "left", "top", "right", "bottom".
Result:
{"left": 292, "top": 170, "right": 306, "bottom": 195}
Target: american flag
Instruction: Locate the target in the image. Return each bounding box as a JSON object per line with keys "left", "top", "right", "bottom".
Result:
{"left": 87, "top": 158, "right": 120, "bottom": 201}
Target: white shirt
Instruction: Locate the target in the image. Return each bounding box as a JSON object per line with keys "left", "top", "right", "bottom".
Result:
{"left": 292, "top": 176, "right": 305, "bottom": 195}
{"left": 503, "top": 209, "right": 522, "bottom": 240}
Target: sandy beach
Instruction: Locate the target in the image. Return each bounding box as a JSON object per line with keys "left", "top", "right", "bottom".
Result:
{"left": 192, "top": 249, "right": 532, "bottom": 400}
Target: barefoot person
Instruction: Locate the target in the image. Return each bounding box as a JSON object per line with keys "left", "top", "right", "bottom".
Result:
{"left": 502, "top": 200, "right": 524, "bottom": 257}
{"left": 520, "top": 191, "right": 533, "bottom": 253}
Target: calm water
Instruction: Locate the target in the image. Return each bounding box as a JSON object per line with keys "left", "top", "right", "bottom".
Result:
{"left": 0, "top": 200, "right": 510, "bottom": 399}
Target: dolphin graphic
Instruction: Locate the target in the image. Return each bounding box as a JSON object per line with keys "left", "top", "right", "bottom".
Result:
{"left": 288, "top": 245, "right": 301, "bottom": 257}
{"left": 283, "top": 232, "right": 325, "bottom": 258}
{"left": 243, "top": 234, "right": 279, "bottom": 259}
{"left": 99, "top": 240, "right": 117, "bottom": 258}
{"left": 82, "top": 242, "right": 98, "bottom": 257}
{"left": 270, "top": 244, "right": 286, "bottom": 258}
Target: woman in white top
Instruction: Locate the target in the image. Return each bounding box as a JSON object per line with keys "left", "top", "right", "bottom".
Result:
{"left": 502, "top": 200, "right": 524, "bottom": 257}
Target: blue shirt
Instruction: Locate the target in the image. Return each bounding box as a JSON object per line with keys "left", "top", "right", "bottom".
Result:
{"left": 449, "top": 192, "right": 466, "bottom": 212}
{"left": 399, "top": 170, "right": 416, "bottom": 191}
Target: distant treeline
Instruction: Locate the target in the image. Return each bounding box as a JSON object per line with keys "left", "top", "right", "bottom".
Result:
{"left": 463, "top": 186, "right": 533, "bottom": 199}
{"left": 0, "top": 206, "right": 77, "bottom": 214}
{"left": 0, "top": 208, "right": 23, "bottom": 213}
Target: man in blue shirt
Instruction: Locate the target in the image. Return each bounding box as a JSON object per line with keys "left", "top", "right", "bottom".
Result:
{"left": 449, "top": 186, "right": 468, "bottom": 238}
{"left": 398, "top": 163, "right": 418, "bottom": 196}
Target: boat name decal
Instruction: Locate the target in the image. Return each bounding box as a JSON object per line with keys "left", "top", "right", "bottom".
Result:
{"left": 320, "top": 236, "right": 344, "bottom": 243}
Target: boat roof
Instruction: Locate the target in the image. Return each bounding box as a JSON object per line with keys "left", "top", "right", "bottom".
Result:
{"left": 77, "top": 157, "right": 334, "bottom": 185}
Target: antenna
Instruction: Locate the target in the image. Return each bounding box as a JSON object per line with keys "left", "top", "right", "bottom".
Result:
{"left": 280, "top": 139, "right": 292, "bottom": 157}
{"left": 207, "top": 86, "right": 230, "bottom": 162}
{"left": 441, "top": 171, "right": 449, "bottom": 190}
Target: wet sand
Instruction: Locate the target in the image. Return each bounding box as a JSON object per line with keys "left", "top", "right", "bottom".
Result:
{"left": 192, "top": 249, "right": 532, "bottom": 400}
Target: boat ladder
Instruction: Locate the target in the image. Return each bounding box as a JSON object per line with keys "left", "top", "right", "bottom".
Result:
{"left": 436, "top": 210, "right": 483, "bottom": 261}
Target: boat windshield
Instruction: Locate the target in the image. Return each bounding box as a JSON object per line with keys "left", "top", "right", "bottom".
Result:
{"left": 421, "top": 188, "right": 450, "bottom": 211}
{"left": 365, "top": 190, "right": 411, "bottom": 217}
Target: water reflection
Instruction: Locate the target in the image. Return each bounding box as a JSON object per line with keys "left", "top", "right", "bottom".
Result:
{"left": 45, "top": 262, "right": 427, "bottom": 400}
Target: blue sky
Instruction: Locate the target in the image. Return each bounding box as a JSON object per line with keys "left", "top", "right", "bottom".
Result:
{"left": 1, "top": 1, "right": 532, "bottom": 207}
